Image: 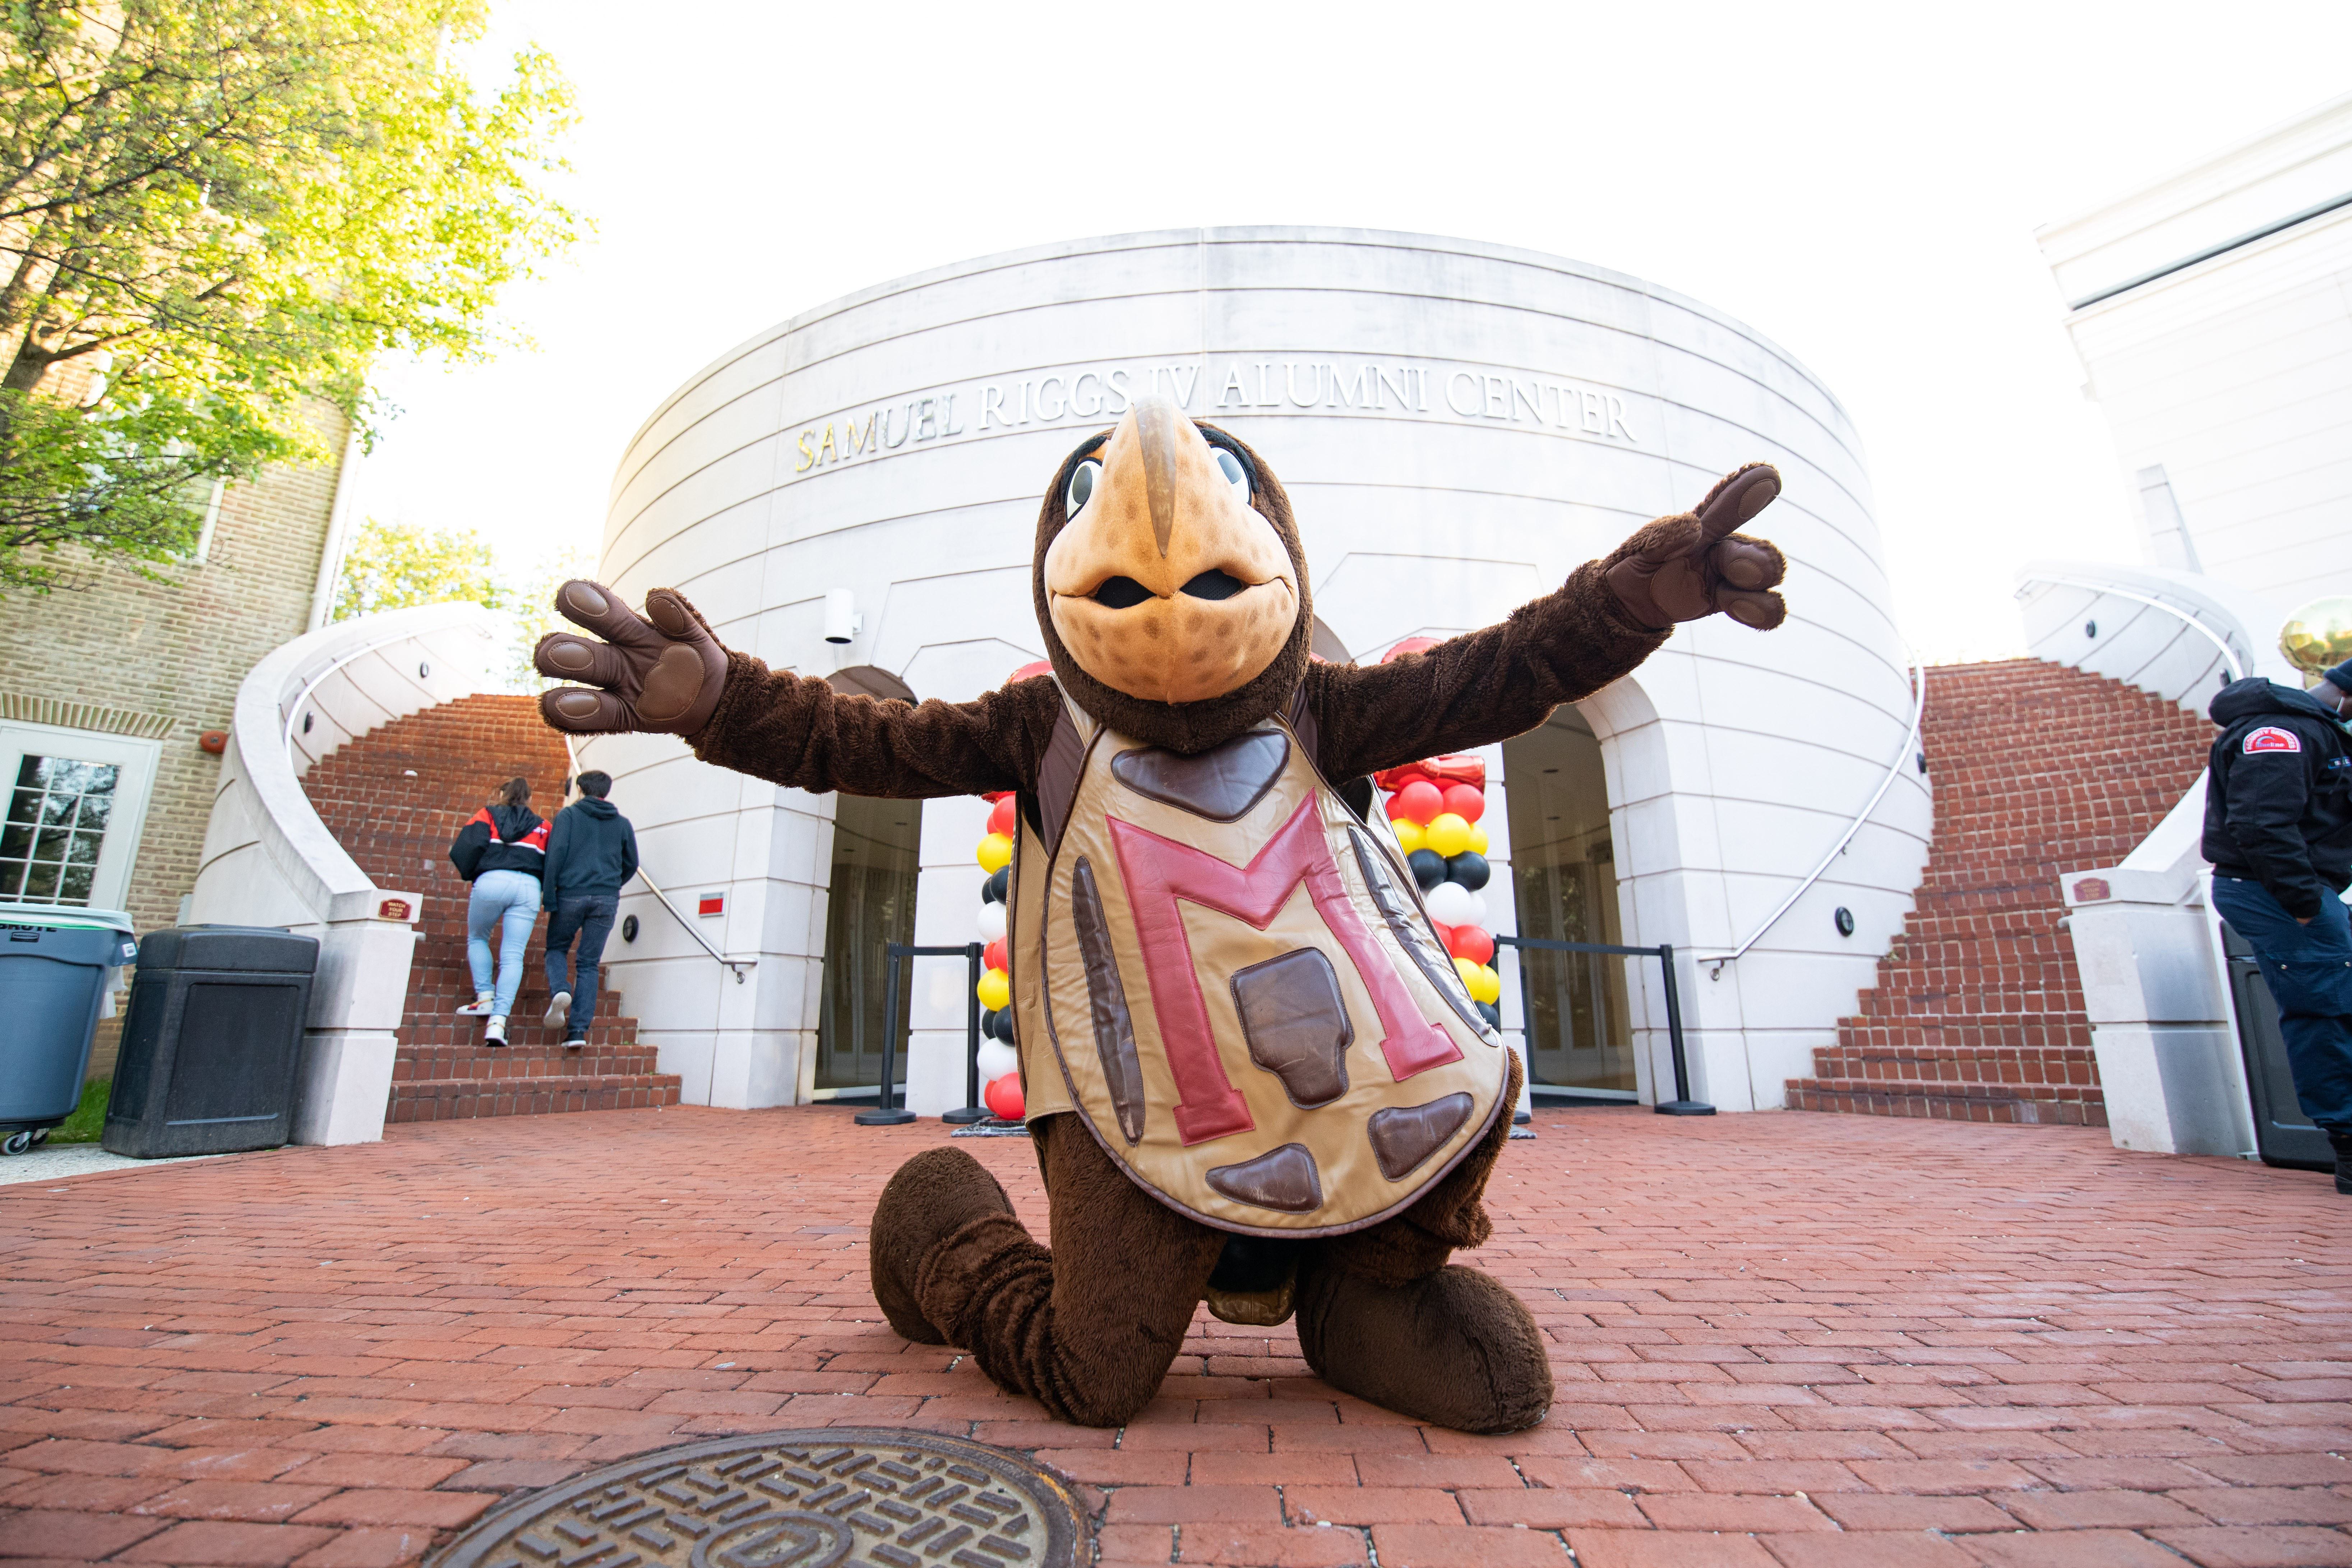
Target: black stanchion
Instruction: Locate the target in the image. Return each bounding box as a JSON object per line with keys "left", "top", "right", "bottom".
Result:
{"left": 942, "top": 940, "right": 988, "bottom": 1124}
{"left": 854, "top": 942, "right": 916, "bottom": 1125}
{"left": 1650, "top": 943, "right": 1713, "bottom": 1115}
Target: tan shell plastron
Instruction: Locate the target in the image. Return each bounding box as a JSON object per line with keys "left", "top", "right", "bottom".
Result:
{"left": 1007, "top": 701, "right": 1508, "bottom": 1238}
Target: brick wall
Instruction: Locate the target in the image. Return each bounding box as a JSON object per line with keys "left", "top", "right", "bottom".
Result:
{"left": 0, "top": 402, "right": 349, "bottom": 1075}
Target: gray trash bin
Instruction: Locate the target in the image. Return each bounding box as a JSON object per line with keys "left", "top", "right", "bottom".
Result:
{"left": 104, "top": 926, "right": 319, "bottom": 1158}
{"left": 0, "top": 904, "right": 138, "bottom": 1155}
{"left": 2220, "top": 920, "right": 2334, "bottom": 1173}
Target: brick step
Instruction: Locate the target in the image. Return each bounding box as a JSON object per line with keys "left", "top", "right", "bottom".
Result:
{"left": 387, "top": 1073, "right": 684, "bottom": 1125}
{"left": 394, "top": 1047, "right": 666, "bottom": 1083}
{"left": 1806, "top": 1045, "right": 2095, "bottom": 1086}
{"left": 1787, "top": 1077, "right": 2108, "bottom": 1127}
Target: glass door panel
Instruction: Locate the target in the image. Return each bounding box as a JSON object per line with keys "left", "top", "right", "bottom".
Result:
{"left": 815, "top": 794, "right": 922, "bottom": 1091}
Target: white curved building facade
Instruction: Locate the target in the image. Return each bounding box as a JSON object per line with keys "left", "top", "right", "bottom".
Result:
{"left": 580, "top": 227, "right": 1927, "bottom": 1116}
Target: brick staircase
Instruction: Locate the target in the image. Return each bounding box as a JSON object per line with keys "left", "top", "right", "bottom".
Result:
{"left": 303, "top": 694, "right": 682, "bottom": 1124}
{"left": 1786, "top": 659, "right": 2213, "bottom": 1126}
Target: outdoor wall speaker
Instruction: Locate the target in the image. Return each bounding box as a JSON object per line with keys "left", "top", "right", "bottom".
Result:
{"left": 824, "top": 587, "right": 862, "bottom": 645}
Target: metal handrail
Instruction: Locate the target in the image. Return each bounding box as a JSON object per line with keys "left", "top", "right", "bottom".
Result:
{"left": 1699, "top": 645, "right": 1927, "bottom": 974}
{"left": 2017, "top": 573, "right": 2247, "bottom": 681}
{"left": 280, "top": 620, "right": 492, "bottom": 763}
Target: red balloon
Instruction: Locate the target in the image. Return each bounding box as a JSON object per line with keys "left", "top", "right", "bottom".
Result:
{"left": 986, "top": 795, "right": 1017, "bottom": 837}
{"left": 1430, "top": 921, "right": 1454, "bottom": 950}
{"left": 1007, "top": 660, "right": 1053, "bottom": 683}
{"left": 984, "top": 1074, "right": 1025, "bottom": 1120}
{"left": 1382, "top": 637, "right": 1440, "bottom": 664}
{"left": 1440, "top": 783, "right": 1485, "bottom": 824}
{"left": 1392, "top": 780, "right": 1444, "bottom": 825}
{"left": 983, "top": 939, "right": 1007, "bottom": 974}
{"left": 1447, "top": 924, "right": 1496, "bottom": 964}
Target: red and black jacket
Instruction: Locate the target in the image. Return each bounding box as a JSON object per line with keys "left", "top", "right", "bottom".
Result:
{"left": 449, "top": 804, "right": 550, "bottom": 882}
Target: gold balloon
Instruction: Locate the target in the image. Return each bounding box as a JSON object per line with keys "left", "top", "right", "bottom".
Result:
{"left": 2281, "top": 597, "right": 2352, "bottom": 676}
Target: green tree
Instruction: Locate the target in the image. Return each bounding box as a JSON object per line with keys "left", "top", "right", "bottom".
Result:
{"left": 331, "top": 514, "right": 500, "bottom": 621}
{"left": 0, "top": 1, "right": 579, "bottom": 593}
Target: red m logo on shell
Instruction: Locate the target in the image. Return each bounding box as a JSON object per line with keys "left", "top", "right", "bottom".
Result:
{"left": 1106, "top": 797, "right": 1465, "bottom": 1147}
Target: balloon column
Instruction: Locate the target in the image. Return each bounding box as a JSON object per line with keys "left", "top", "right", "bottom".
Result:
{"left": 971, "top": 659, "right": 1053, "bottom": 1120}
{"left": 1377, "top": 639, "right": 1504, "bottom": 1030}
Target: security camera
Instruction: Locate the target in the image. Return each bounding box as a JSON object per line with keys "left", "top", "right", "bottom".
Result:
{"left": 823, "top": 588, "right": 862, "bottom": 646}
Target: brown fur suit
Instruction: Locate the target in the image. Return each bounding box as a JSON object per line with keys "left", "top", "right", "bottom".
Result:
{"left": 535, "top": 405, "right": 1789, "bottom": 1433}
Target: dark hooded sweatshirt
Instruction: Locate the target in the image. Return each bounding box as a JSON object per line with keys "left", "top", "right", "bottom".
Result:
{"left": 541, "top": 797, "right": 639, "bottom": 908}
{"left": 2203, "top": 677, "right": 2352, "bottom": 919}
{"left": 448, "top": 804, "right": 549, "bottom": 882}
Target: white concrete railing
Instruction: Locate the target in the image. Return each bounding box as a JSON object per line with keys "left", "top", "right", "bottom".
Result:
{"left": 190, "top": 602, "right": 505, "bottom": 1145}
{"left": 2019, "top": 560, "right": 2284, "bottom": 1157}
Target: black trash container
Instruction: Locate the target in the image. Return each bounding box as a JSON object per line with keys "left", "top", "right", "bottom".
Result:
{"left": 0, "top": 904, "right": 139, "bottom": 1155}
{"left": 104, "top": 926, "right": 319, "bottom": 1158}
{"left": 2220, "top": 920, "right": 2334, "bottom": 1172}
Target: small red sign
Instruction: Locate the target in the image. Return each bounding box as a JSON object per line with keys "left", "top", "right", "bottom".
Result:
{"left": 2245, "top": 726, "right": 2301, "bottom": 754}
{"left": 697, "top": 894, "right": 726, "bottom": 917}
{"left": 2073, "top": 878, "right": 2110, "bottom": 903}
{"left": 376, "top": 897, "right": 413, "bottom": 921}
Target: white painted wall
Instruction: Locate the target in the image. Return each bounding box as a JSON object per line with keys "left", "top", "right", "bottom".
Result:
{"left": 2038, "top": 92, "right": 2352, "bottom": 624}
{"left": 586, "top": 227, "right": 1927, "bottom": 1112}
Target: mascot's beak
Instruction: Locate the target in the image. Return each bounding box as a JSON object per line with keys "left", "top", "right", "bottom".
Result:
{"left": 1044, "top": 398, "right": 1299, "bottom": 706}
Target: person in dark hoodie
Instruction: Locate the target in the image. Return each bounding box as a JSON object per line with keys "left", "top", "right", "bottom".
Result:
{"left": 539, "top": 769, "right": 638, "bottom": 1049}
{"left": 2205, "top": 664, "right": 2352, "bottom": 1191}
{"left": 448, "top": 776, "right": 550, "bottom": 1047}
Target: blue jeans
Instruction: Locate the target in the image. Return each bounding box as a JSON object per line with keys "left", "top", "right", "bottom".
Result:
{"left": 466, "top": 869, "right": 541, "bottom": 1018}
{"left": 543, "top": 893, "right": 618, "bottom": 1038}
{"left": 2212, "top": 875, "right": 2352, "bottom": 1134}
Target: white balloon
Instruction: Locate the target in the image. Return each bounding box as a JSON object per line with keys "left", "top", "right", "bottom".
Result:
{"left": 1424, "top": 880, "right": 1475, "bottom": 926}
{"left": 975, "top": 1039, "right": 1017, "bottom": 1081}
{"left": 1466, "top": 889, "right": 1490, "bottom": 927}
{"left": 976, "top": 902, "right": 1006, "bottom": 942}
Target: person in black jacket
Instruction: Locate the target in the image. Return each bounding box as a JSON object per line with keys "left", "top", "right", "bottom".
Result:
{"left": 2205, "top": 666, "right": 2352, "bottom": 1191}
{"left": 448, "top": 776, "right": 550, "bottom": 1047}
{"left": 540, "top": 769, "right": 639, "bottom": 1047}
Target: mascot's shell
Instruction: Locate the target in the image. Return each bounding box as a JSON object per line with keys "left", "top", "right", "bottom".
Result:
{"left": 1008, "top": 701, "right": 1508, "bottom": 1238}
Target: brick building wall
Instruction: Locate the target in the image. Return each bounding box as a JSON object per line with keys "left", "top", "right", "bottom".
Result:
{"left": 0, "top": 402, "right": 351, "bottom": 1074}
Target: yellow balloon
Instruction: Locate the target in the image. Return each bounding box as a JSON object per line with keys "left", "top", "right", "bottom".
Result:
{"left": 1453, "top": 955, "right": 1482, "bottom": 993}
{"left": 976, "top": 833, "right": 1013, "bottom": 873}
{"left": 1466, "top": 823, "right": 1490, "bottom": 856}
{"left": 1470, "top": 963, "right": 1502, "bottom": 1005}
{"left": 976, "top": 967, "right": 1010, "bottom": 1012}
{"left": 1391, "top": 817, "right": 1425, "bottom": 854}
{"left": 2281, "top": 596, "right": 2352, "bottom": 676}
{"left": 1424, "top": 812, "right": 1472, "bottom": 858}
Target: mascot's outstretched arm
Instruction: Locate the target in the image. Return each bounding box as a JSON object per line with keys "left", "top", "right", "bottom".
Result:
{"left": 1307, "top": 463, "right": 1786, "bottom": 781}
{"left": 535, "top": 581, "right": 1062, "bottom": 799}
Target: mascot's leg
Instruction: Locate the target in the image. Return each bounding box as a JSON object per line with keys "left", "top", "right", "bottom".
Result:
{"left": 870, "top": 1121, "right": 1224, "bottom": 1427}
{"left": 1293, "top": 1054, "right": 1553, "bottom": 1433}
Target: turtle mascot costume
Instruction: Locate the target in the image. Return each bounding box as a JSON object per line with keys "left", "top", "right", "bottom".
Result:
{"left": 535, "top": 398, "right": 1789, "bottom": 1433}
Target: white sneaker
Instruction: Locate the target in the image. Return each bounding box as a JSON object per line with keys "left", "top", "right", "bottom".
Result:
{"left": 455, "top": 992, "right": 494, "bottom": 1015}
{"left": 563, "top": 1037, "right": 587, "bottom": 1051}
{"left": 544, "top": 991, "right": 571, "bottom": 1027}
{"left": 484, "top": 1015, "right": 508, "bottom": 1047}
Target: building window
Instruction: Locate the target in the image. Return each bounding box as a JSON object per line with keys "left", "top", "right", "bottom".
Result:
{"left": 1, "top": 756, "right": 120, "bottom": 905}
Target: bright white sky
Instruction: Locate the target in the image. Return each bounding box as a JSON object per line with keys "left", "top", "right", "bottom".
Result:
{"left": 345, "top": 0, "right": 2352, "bottom": 663}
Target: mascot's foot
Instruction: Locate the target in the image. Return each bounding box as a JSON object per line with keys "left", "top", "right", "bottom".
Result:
{"left": 870, "top": 1147, "right": 1014, "bottom": 1344}
{"left": 1295, "top": 1262, "right": 1553, "bottom": 1433}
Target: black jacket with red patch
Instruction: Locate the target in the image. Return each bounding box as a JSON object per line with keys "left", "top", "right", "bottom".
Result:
{"left": 449, "top": 804, "right": 550, "bottom": 882}
{"left": 2203, "top": 678, "right": 2352, "bottom": 918}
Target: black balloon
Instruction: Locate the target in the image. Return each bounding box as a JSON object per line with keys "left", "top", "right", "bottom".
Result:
{"left": 1446, "top": 851, "right": 1491, "bottom": 891}
{"left": 983, "top": 1008, "right": 1013, "bottom": 1042}
{"left": 1407, "top": 848, "right": 1447, "bottom": 890}
{"left": 1476, "top": 1000, "right": 1501, "bottom": 1029}
{"left": 984, "top": 866, "right": 1009, "bottom": 904}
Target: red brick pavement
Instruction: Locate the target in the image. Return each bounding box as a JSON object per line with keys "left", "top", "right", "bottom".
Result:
{"left": 1, "top": 1106, "right": 2346, "bottom": 1568}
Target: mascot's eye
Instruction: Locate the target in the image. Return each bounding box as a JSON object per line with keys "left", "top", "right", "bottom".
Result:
{"left": 1066, "top": 458, "right": 1100, "bottom": 515}
{"left": 1214, "top": 447, "right": 1249, "bottom": 501}
{"left": 1180, "top": 569, "right": 1245, "bottom": 601}
{"left": 1092, "top": 575, "right": 1152, "bottom": 609}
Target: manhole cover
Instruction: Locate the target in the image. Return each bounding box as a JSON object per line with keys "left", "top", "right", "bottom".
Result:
{"left": 431, "top": 1427, "right": 1085, "bottom": 1568}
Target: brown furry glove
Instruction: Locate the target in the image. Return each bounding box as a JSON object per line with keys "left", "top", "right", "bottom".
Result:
{"left": 533, "top": 580, "right": 730, "bottom": 736}
{"left": 1603, "top": 463, "right": 1788, "bottom": 631}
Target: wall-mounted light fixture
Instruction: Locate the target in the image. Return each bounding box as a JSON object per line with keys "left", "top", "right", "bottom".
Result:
{"left": 824, "top": 588, "right": 862, "bottom": 645}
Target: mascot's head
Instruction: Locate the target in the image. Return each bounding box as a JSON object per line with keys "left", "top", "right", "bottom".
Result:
{"left": 1034, "top": 398, "right": 1311, "bottom": 754}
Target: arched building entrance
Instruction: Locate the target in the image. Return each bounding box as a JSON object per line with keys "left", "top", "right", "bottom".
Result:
{"left": 1502, "top": 707, "right": 1635, "bottom": 1099}
{"left": 814, "top": 667, "right": 923, "bottom": 1096}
